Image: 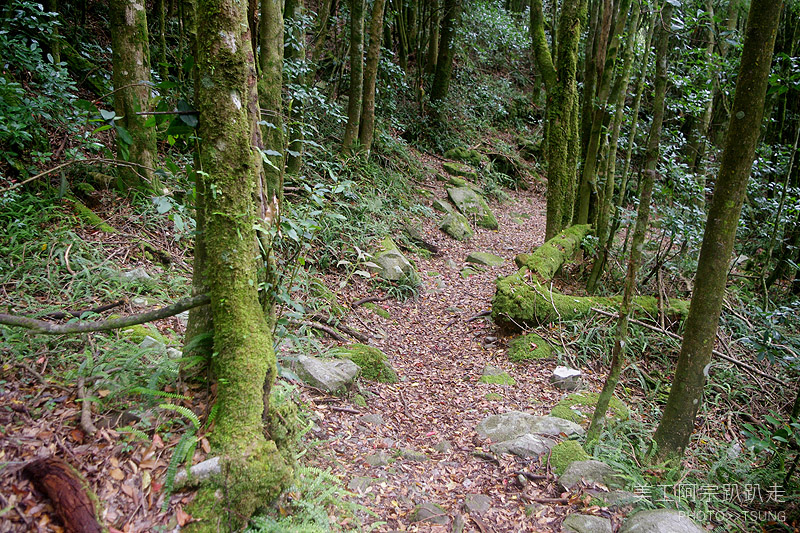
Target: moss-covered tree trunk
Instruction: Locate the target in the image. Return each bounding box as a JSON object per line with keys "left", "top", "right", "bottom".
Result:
{"left": 586, "top": 1, "right": 672, "bottom": 442}
{"left": 653, "top": 0, "right": 783, "bottom": 462}
{"left": 342, "top": 0, "right": 365, "bottom": 150}
{"left": 576, "top": 0, "right": 631, "bottom": 226}
{"left": 109, "top": 0, "right": 159, "bottom": 192}
{"left": 285, "top": 0, "right": 306, "bottom": 174}
{"left": 530, "top": 0, "right": 587, "bottom": 240}
{"left": 426, "top": 0, "right": 440, "bottom": 73}
{"left": 429, "top": 0, "right": 461, "bottom": 114}
{"left": 186, "top": 0, "right": 291, "bottom": 527}
{"left": 357, "top": 0, "right": 386, "bottom": 155}
{"left": 259, "top": 0, "right": 284, "bottom": 189}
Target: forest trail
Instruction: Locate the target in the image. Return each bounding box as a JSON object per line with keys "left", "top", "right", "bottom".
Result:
{"left": 304, "top": 172, "right": 588, "bottom": 532}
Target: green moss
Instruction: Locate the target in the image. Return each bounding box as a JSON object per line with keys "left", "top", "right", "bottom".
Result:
{"left": 444, "top": 147, "right": 485, "bottom": 166}
{"left": 333, "top": 344, "right": 398, "bottom": 383}
{"left": 70, "top": 197, "right": 117, "bottom": 233}
{"left": 550, "top": 392, "right": 630, "bottom": 425}
{"left": 479, "top": 372, "right": 516, "bottom": 385}
{"left": 442, "top": 161, "right": 478, "bottom": 180}
{"left": 121, "top": 323, "right": 167, "bottom": 344}
{"left": 363, "top": 302, "right": 391, "bottom": 319}
{"left": 266, "top": 384, "right": 304, "bottom": 466}
{"left": 448, "top": 176, "right": 468, "bottom": 187}
{"left": 73, "top": 182, "right": 96, "bottom": 195}
{"left": 514, "top": 224, "right": 592, "bottom": 280}
{"left": 550, "top": 440, "right": 590, "bottom": 475}
{"left": 508, "top": 333, "right": 553, "bottom": 362}
{"left": 352, "top": 394, "right": 367, "bottom": 407}
{"left": 485, "top": 392, "right": 503, "bottom": 401}
{"left": 184, "top": 441, "right": 292, "bottom": 532}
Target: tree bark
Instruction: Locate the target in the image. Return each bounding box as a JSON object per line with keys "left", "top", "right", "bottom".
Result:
{"left": 285, "top": 0, "right": 306, "bottom": 174}
{"left": 187, "top": 0, "right": 292, "bottom": 526}
{"left": 342, "top": 0, "right": 365, "bottom": 150}
{"left": 109, "top": 0, "right": 159, "bottom": 192}
{"left": 653, "top": 0, "right": 783, "bottom": 462}
{"left": 429, "top": 0, "right": 461, "bottom": 113}
{"left": 358, "top": 0, "right": 387, "bottom": 155}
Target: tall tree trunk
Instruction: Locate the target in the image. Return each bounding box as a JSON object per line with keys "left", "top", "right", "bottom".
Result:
{"left": 653, "top": 0, "right": 783, "bottom": 463}
{"left": 576, "top": 0, "right": 631, "bottom": 226}
{"left": 358, "top": 0, "right": 387, "bottom": 155}
{"left": 258, "top": 0, "right": 284, "bottom": 198}
{"left": 186, "top": 0, "right": 292, "bottom": 527}
{"left": 429, "top": 0, "right": 461, "bottom": 114}
{"left": 342, "top": 0, "right": 365, "bottom": 150}
{"left": 285, "top": 0, "right": 306, "bottom": 174}
{"left": 587, "top": 0, "right": 672, "bottom": 442}
{"left": 309, "top": 0, "right": 335, "bottom": 80}
{"left": 426, "top": 0, "right": 440, "bottom": 73}
{"left": 44, "top": 0, "right": 61, "bottom": 64}
{"left": 109, "top": 0, "right": 159, "bottom": 192}
{"left": 530, "top": 0, "right": 587, "bottom": 240}
{"left": 156, "top": 0, "right": 168, "bottom": 80}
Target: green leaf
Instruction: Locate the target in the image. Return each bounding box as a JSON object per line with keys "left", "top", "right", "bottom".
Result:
{"left": 99, "top": 109, "right": 116, "bottom": 121}
{"left": 115, "top": 124, "right": 133, "bottom": 145}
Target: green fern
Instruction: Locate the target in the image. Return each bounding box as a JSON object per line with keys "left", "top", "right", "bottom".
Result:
{"left": 130, "top": 386, "right": 190, "bottom": 401}
{"left": 117, "top": 426, "right": 150, "bottom": 441}
{"left": 158, "top": 403, "right": 201, "bottom": 430}
{"left": 161, "top": 429, "right": 198, "bottom": 512}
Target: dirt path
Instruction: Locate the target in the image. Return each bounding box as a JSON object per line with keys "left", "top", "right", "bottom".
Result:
{"left": 305, "top": 178, "right": 581, "bottom": 532}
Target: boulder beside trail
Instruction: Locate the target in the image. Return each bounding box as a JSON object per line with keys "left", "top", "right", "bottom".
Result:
{"left": 562, "top": 514, "right": 613, "bottom": 533}
{"left": 558, "top": 460, "right": 625, "bottom": 492}
{"left": 440, "top": 212, "right": 474, "bottom": 241}
{"left": 475, "top": 411, "right": 584, "bottom": 443}
{"left": 447, "top": 187, "right": 498, "bottom": 230}
{"left": 295, "top": 355, "right": 359, "bottom": 394}
{"left": 466, "top": 251, "right": 504, "bottom": 266}
{"left": 370, "top": 237, "right": 417, "bottom": 281}
{"left": 619, "top": 509, "right": 704, "bottom": 533}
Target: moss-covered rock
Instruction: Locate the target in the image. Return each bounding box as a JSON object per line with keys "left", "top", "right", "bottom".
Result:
{"left": 69, "top": 197, "right": 118, "bottom": 233}
{"left": 121, "top": 323, "right": 168, "bottom": 344}
{"left": 447, "top": 187, "right": 498, "bottom": 230}
{"left": 479, "top": 372, "right": 516, "bottom": 385}
{"left": 550, "top": 440, "right": 590, "bottom": 475}
{"left": 444, "top": 147, "right": 486, "bottom": 166}
{"left": 442, "top": 161, "right": 478, "bottom": 181}
{"left": 485, "top": 392, "right": 503, "bottom": 401}
{"left": 440, "top": 212, "right": 474, "bottom": 241}
{"left": 333, "top": 344, "right": 398, "bottom": 383}
{"left": 550, "top": 392, "right": 630, "bottom": 426}
{"left": 363, "top": 302, "right": 391, "bottom": 319}
{"left": 431, "top": 198, "right": 453, "bottom": 213}
{"left": 508, "top": 333, "right": 553, "bottom": 362}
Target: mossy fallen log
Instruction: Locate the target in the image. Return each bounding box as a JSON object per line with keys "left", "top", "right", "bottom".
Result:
{"left": 492, "top": 224, "right": 689, "bottom": 328}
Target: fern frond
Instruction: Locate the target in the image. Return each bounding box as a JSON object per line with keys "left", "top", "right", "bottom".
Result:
{"left": 131, "top": 386, "right": 190, "bottom": 401}
{"left": 159, "top": 403, "right": 201, "bottom": 430}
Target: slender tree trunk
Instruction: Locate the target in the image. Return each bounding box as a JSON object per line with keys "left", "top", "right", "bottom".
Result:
{"left": 530, "top": 0, "right": 587, "bottom": 240}
{"left": 358, "top": 0, "right": 387, "bottom": 155}
{"left": 309, "top": 0, "right": 334, "bottom": 79}
{"left": 109, "top": 0, "right": 159, "bottom": 192}
{"left": 44, "top": 0, "right": 61, "bottom": 64}
{"left": 186, "top": 0, "right": 292, "bottom": 526}
{"left": 342, "top": 0, "right": 365, "bottom": 150}
{"left": 653, "top": 0, "right": 783, "bottom": 463}
{"left": 285, "top": 0, "right": 306, "bottom": 174}
{"left": 258, "top": 0, "right": 284, "bottom": 196}
{"left": 426, "top": 0, "right": 440, "bottom": 73}
{"left": 586, "top": 0, "right": 641, "bottom": 293}
{"left": 587, "top": 1, "right": 672, "bottom": 442}
{"left": 429, "top": 0, "right": 461, "bottom": 113}
{"left": 156, "top": 0, "right": 168, "bottom": 80}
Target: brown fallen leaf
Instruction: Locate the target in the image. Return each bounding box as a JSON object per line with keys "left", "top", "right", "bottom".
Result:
{"left": 110, "top": 468, "right": 125, "bottom": 481}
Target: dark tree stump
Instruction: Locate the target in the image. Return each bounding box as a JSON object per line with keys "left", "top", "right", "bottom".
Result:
{"left": 23, "top": 457, "right": 104, "bottom": 533}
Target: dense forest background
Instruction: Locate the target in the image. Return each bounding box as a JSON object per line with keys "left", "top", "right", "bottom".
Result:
{"left": 1, "top": 0, "right": 799, "bottom": 531}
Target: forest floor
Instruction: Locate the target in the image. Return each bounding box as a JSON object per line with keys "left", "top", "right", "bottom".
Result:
{"left": 0, "top": 158, "right": 630, "bottom": 533}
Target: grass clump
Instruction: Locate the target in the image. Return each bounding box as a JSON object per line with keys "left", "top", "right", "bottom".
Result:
{"left": 485, "top": 392, "right": 503, "bottom": 401}
{"left": 507, "top": 333, "right": 553, "bottom": 362}
{"left": 363, "top": 302, "right": 391, "bottom": 319}
{"left": 479, "top": 372, "right": 516, "bottom": 386}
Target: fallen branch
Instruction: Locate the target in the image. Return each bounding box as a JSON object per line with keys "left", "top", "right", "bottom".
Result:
{"left": 308, "top": 313, "right": 370, "bottom": 342}
{"left": 329, "top": 406, "right": 360, "bottom": 414}
{"left": 41, "top": 299, "right": 126, "bottom": 320}
{"left": 465, "top": 309, "right": 492, "bottom": 323}
{"left": 591, "top": 307, "right": 789, "bottom": 387}
{"left": 287, "top": 319, "right": 346, "bottom": 342}
{"left": 77, "top": 376, "right": 97, "bottom": 436}
{"left": 0, "top": 294, "right": 210, "bottom": 335}
{"left": 173, "top": 457, "right": 220, "bottom": 490}
{"left": 351, "top": 295, "right": 391, "bottom": 308}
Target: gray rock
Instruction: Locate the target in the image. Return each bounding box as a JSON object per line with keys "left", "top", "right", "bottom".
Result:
{"left": 131, "top": 297, "right": 150, "bottom": 307}
{"left": 444, "top": 258, "right": 460, "bottom": 270}
{"left": 591, "top": 490, "right": 643, "bottom": 509}
{"left": 366, "top": 451, "right": 391, "bottom": 467}
{"left": 452, "top": 513, "right": 466, "bottom": 533}
{"left": 558, "top": 460, "right": 625, "bottom": 492}
{"left": 410, "top": 502, "right": 449, "bottom": 525}
{"left": 562, "top": 514, "right": 613, "bottom": 533}
{"left": 166, "top": 347, "right": 182, "bottom": 359}
{"left": 176, "top": 310, "right": 190, "bottom": 328}
{"left": 139, "top": 336, "right": 165, "bottom": 352}
{"left": 371, "top": 237, "right": 415, "bottom": 281}
{"left": 447, "top": 187, "right": 498, "bottom": 230}
{"left": 347, "top": 476, "right": 378, "bottom": 493}
{"left": 462, "top": 494, "right": 491, "bottom": 514}
{"left": 400, "top": 448, "right": 428, "bottom": 462}
{"left": 551, "top": 366, "right": 583, "bottom": 391}
{"left": 476, "top": 411, "right": 584, "bottom": 443}
{"left": 482, "top": 365, "right": 506, "bottom": 377}
{"left": 618, "top": 509, "right": 704, "bottom": 533}
{"left": 432, "top": 198, "right": 454, "bottom": 213}
{"left": 120, "top": 267, "right": 152, "bottom": 282}
{"left": 434, "top": 440, "right": 453, "bottom": 453}
{"left": 466, "top": 252, "right": 505, "bottom": 266}
{"left": 440, "top": 212, "right": 474, "bottom": 241}
{"left": 359, "top": 413, "right": 385, "bottom": 426}
{"left": 489, "top": 433, "right": 555, "bottom": 458}
{"left": 295, "top": 355, "right": 359, "bottom": 394}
